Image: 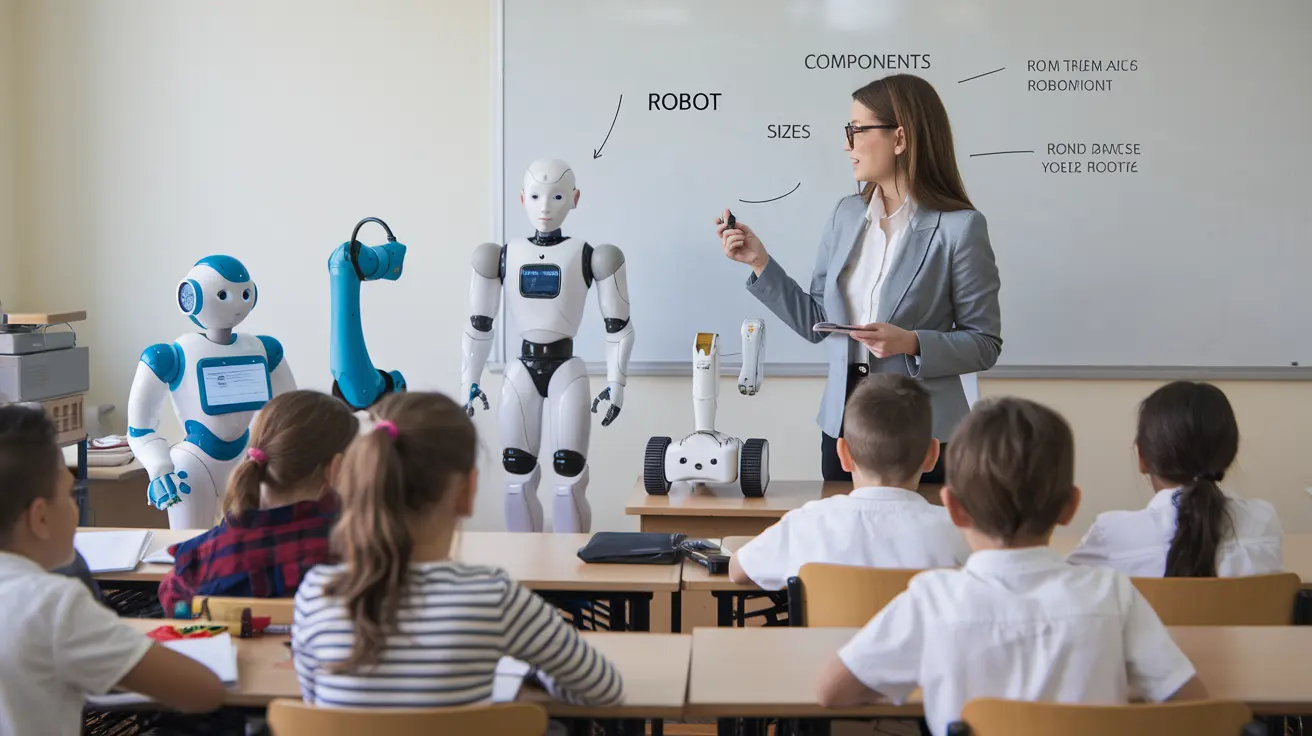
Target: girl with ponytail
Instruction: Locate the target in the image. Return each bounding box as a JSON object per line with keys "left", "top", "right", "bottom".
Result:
{"left": 158, "top": 390, "right": 358, "bottom": 615}
{"left": 292, "top": 392, "right": 623, "bottom": 709}
{"left": 1068, "top": 381, "right": 1282, "bottom": 577}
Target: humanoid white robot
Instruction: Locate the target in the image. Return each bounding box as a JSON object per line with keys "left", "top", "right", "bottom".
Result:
{"left": 461, "top": 158, "right": 634, "bottom": 533}
{"left": 127, "top": 256, "right": 296, "bottom": 529}
{"left": 644, "top": 319, "right": 770, "bottom": 497}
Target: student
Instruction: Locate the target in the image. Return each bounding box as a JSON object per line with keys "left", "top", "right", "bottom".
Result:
{"left": 1067, "top": 381, "right": 1282, "bottom": 577}
{"left": 729, "top": 374, "right": 968, "bottom": 590}
{"left": 158, "top": 390, "right": 358, "bottom": 615}
{"left": 292, "top": 392, "right": 623, "bottom": 708}
{"left": 0, "top": 405, "right": 224, "bottom": 734}
{"left": 815, "top": 397, "right": 1205, "bottom": 736}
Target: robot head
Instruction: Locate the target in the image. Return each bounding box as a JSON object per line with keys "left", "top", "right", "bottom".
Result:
{"left": 520, "top": 158, "right": 579, "bottom": 233}
{"left": 176, "top": 255, "right": 257, "bottom": 332}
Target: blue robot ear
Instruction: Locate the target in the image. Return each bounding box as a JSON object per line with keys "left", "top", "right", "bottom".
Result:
{"left": 178, "top": 280, "right": 206, "bottom": 328}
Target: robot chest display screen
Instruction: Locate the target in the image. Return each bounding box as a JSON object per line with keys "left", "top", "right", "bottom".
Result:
{"left": 519, "top": 264, "right": 562, "bottom": 298}
{"left": 197, "top": 357, "right": 271, "bottom": 414}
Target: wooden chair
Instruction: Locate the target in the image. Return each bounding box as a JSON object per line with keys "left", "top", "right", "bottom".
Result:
{"left": 947, "top": 697, "right": 1260, "bottom": 736}
{"left": 195, "top": 596, "right": 295, "bottom": 626}
{"left": 266, "top": 699, "right": 549, "bottom": 735}
{"left": 786, "top": 563, "right": 923, "bottom": 627}
{"left": 1131, "top": 573, "right": 1301, "bottom": 625}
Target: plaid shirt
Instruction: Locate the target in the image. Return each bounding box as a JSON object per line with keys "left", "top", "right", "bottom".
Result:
{"left": 158, "top": 494, "right": 339, "bottom": 615}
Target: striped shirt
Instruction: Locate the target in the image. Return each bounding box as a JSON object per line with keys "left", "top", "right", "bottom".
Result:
{"left": 292, "top": 561, "right": 624, "bottom": 708}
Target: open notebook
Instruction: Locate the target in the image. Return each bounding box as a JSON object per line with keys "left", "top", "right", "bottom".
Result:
{"left": 86, "top": 634, "right": 238, "bottom": 707}
{"left": 73, "top": 531, "right": 153, "bottom": 573}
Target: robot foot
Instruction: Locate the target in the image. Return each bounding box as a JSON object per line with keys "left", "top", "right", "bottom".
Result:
{"left": 505, "top": 466, "right": 544, "bottom": 533}
{"left": 552, "top": 465, "right": 591, "bottom": 534}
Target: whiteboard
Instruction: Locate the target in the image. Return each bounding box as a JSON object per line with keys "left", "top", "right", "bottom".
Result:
{"left": 498, "top": 0, "right": 1312, "bottom": 377}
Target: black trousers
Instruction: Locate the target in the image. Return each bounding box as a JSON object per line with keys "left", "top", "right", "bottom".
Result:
{"left": 821, "top": 364, "right": 947, "bottom": 485}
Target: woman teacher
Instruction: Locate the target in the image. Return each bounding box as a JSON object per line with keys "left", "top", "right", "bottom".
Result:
{"left": 715, "top": 74, "right": 1002, "bottom": 483}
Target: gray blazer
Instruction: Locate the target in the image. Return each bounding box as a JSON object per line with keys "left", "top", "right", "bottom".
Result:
{"left": 746, "top": 194, "right": 1002, "bottom": 440}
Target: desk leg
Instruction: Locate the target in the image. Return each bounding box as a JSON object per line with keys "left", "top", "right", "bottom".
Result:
{"left": 670, "top": 590, "right": 682, "bottom": 633}
{"left": 716, "top": 591, "right": 733, "bottom": 627}
{"left": 631, "top": 594, "right": 651, "bottom": 632}
{"left": 75, "top": 438, "right": 90, "bottom": 526}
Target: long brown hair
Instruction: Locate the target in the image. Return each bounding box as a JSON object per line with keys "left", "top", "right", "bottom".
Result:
{"left": 325, "top": 392, "right": 477, "bottom": 672}
{"left": 1135, "top": 381, "right": 1239, "bottom": 578}
{"left": 852, "top": 74, "right": 973, "bottom": 212}
{"left": 223, "top": 390, "right": 359, "bottom": 517}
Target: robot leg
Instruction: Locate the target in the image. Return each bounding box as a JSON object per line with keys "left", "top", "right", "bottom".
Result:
{"left": 165, "top": 443, "right": 224, "bottom": 529}
{"left": 549, "top": 357, "right": 592, "bottom": 534}
{"left": 499, "top": 360, "right": 545, "bottom": 532}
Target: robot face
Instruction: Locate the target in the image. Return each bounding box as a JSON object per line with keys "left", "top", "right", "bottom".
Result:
{"left": 520, "top": 158, "right": 578, "bottom": 233}
{"left": 177, "top": 255, "right": 257, "bottom": 333}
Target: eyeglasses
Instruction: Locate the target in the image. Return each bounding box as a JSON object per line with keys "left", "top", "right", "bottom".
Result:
{"left": 845, "top": 122, "right": 898, "bottom": 148}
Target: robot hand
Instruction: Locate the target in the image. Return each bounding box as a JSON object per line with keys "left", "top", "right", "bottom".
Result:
{"left": 591, "top": 382, "right": 624, "bottom": 426}
{"left": 461, "top": 382, "right": 490, "bottom": 417}
{"left": 146, "top": 470, "right": 190, "bottom": 510}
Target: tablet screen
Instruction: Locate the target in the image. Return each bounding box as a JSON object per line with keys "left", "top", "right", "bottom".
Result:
{"left": 201, "top": 362, "right": 270, "bottom": 407}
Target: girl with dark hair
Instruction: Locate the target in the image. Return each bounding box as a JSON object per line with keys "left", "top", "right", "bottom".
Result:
{"left": 1068, "top": 381, "right": 1283, "bottom": 577}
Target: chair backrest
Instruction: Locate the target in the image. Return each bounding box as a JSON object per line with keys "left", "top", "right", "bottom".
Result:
{"left": 196, "top": 596, "right": 295, "bottom": 626}
{"left": 952, "top": 697, "right": 1255, "bottom": 736}
{"left": 1131, "top": 573, "right": 1301, "bottom": 625}
{"left": 793, "top": 563, "right": 923, "bottom": 627}
{"left": 266, "top": 699, "right": 549, "bottom": 736}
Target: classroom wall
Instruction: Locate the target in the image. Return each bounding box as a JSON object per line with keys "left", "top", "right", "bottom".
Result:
{"left": 9, "top": 1, "right": 1311, "bottom": 534}
{"left": 0, "top": 0, "right": 18, "bottom": 305}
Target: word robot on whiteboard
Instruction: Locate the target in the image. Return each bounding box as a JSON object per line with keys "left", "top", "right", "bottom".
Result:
{"left": 462, "top": 159, "right": 634, "bottom": 534}
{"left": 644, "top": 320, "right": 770, "bottom": 498}
{"left": 127, "top": 256, "right": 296, "bottom": 529}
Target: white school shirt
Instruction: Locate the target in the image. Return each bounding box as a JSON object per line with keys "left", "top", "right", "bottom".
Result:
{"left": 1066, "top": 487, "right": 1283, "bottom": 577}
{"left": 732, "top": 486, "right": 969, "bottom": 591}
{"left": 836, "top": 187, "right": 915, "bottom": 366}
{"left": 0, "top": 551, "right": 154, "bottom": 736}
{"left": 838, "top": 547, "right": 1196, "bottom": 736}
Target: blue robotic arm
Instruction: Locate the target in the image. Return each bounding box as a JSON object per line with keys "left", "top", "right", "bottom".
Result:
{"left": 329, "top": 217, "right": 408, "bottom": 410}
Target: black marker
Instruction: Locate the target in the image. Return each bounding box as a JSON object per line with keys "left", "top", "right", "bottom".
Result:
{"left": 724, "top": 210, "right": 736, "bottom": 229}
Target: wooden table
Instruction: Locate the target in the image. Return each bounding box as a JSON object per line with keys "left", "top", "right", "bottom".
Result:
{"left": 688, "top": 626, "right": 1312, "bottom": 719}
{"left": 118, "top": 620, "right": 692, "bottom": 718}
{"left": 626, "top": 478, "right": 853, "bottom": 538}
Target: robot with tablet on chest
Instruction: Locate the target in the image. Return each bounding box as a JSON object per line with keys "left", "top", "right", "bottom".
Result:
{"left": 461, "top": 159, "right": 635, "bottom": 533}
{"left": 127, "top": 256, "right": 296, "bottom": 529}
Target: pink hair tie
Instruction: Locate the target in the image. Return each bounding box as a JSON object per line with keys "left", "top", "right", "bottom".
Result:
{"left": 374, "top": 420, "right": 399, "bottom": 440}
{"left": 247, "top": 447, "right": 268, "bottom": 465}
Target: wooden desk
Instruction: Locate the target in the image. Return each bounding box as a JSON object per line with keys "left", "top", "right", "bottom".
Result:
{"left": 688, "top": 626, "right": 1312, "bottom": 719}
{"left": 453, "top": 532, "right": 681, "bottom": 593}
{"left": 119, "top": 620, "right": 691, "bottom": 717}
{"left": 626, "top": 478, "right": 852, "bottom": 538}
{"left": 66, "top": 456, "right": 164, "bottom": 529}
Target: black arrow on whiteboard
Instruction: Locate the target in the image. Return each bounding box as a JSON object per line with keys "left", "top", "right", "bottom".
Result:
{"left": 739, "top": 182, "right": 801, "bottom": 204}
{"left": 592, "top": 95, "right": 622, "bottom": 159}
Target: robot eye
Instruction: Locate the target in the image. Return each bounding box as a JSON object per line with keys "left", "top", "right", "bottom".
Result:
{"left": 679, "top": 457, "right": 687, "bottom": 464}
{"left": 554, "top": 194, "right": 563, "bottom": 200}
{"left": 217, "top": 290, "right": 228, "bottom": 301}
{"left": 242, "top": 289, "right": 252, "bottom": 301}
{"left": 530, "top": 194, "right": 539, "bottom": 200}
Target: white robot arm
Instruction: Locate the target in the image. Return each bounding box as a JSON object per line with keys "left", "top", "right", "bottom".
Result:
{"left": 461, "top": 241, "right": 503, "bottom": 415}
{"left": 590, "top": 244, "right": 634, "bottom": 426}
{"left": 692, "top": 332, "right": 720, "bottom": 433}
{"left": 126, "top": 347, "right": 184, "bottom": 509}
{"left": 738, "top": 318, "right": 765, "bottom": 395}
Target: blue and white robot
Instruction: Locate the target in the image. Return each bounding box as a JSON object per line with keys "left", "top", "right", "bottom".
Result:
{"left": 127, "top": 256, "right": 296, "bottom": 529}
{"left": 329, "top": 217, "right": 407, "bottom": 410}
{"left": 462, "top": 158, "right": 635, "bottom": 534}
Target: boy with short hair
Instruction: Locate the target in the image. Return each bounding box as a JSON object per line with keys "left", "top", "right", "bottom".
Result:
{"left": 815, "top": 397, "right": 1206, "bottom": 736}
{"left": 729, "top": 374, "right": 969, "bottom": 590}
{"left": 0, "top": 405, "right": 225, "bottom": 735}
